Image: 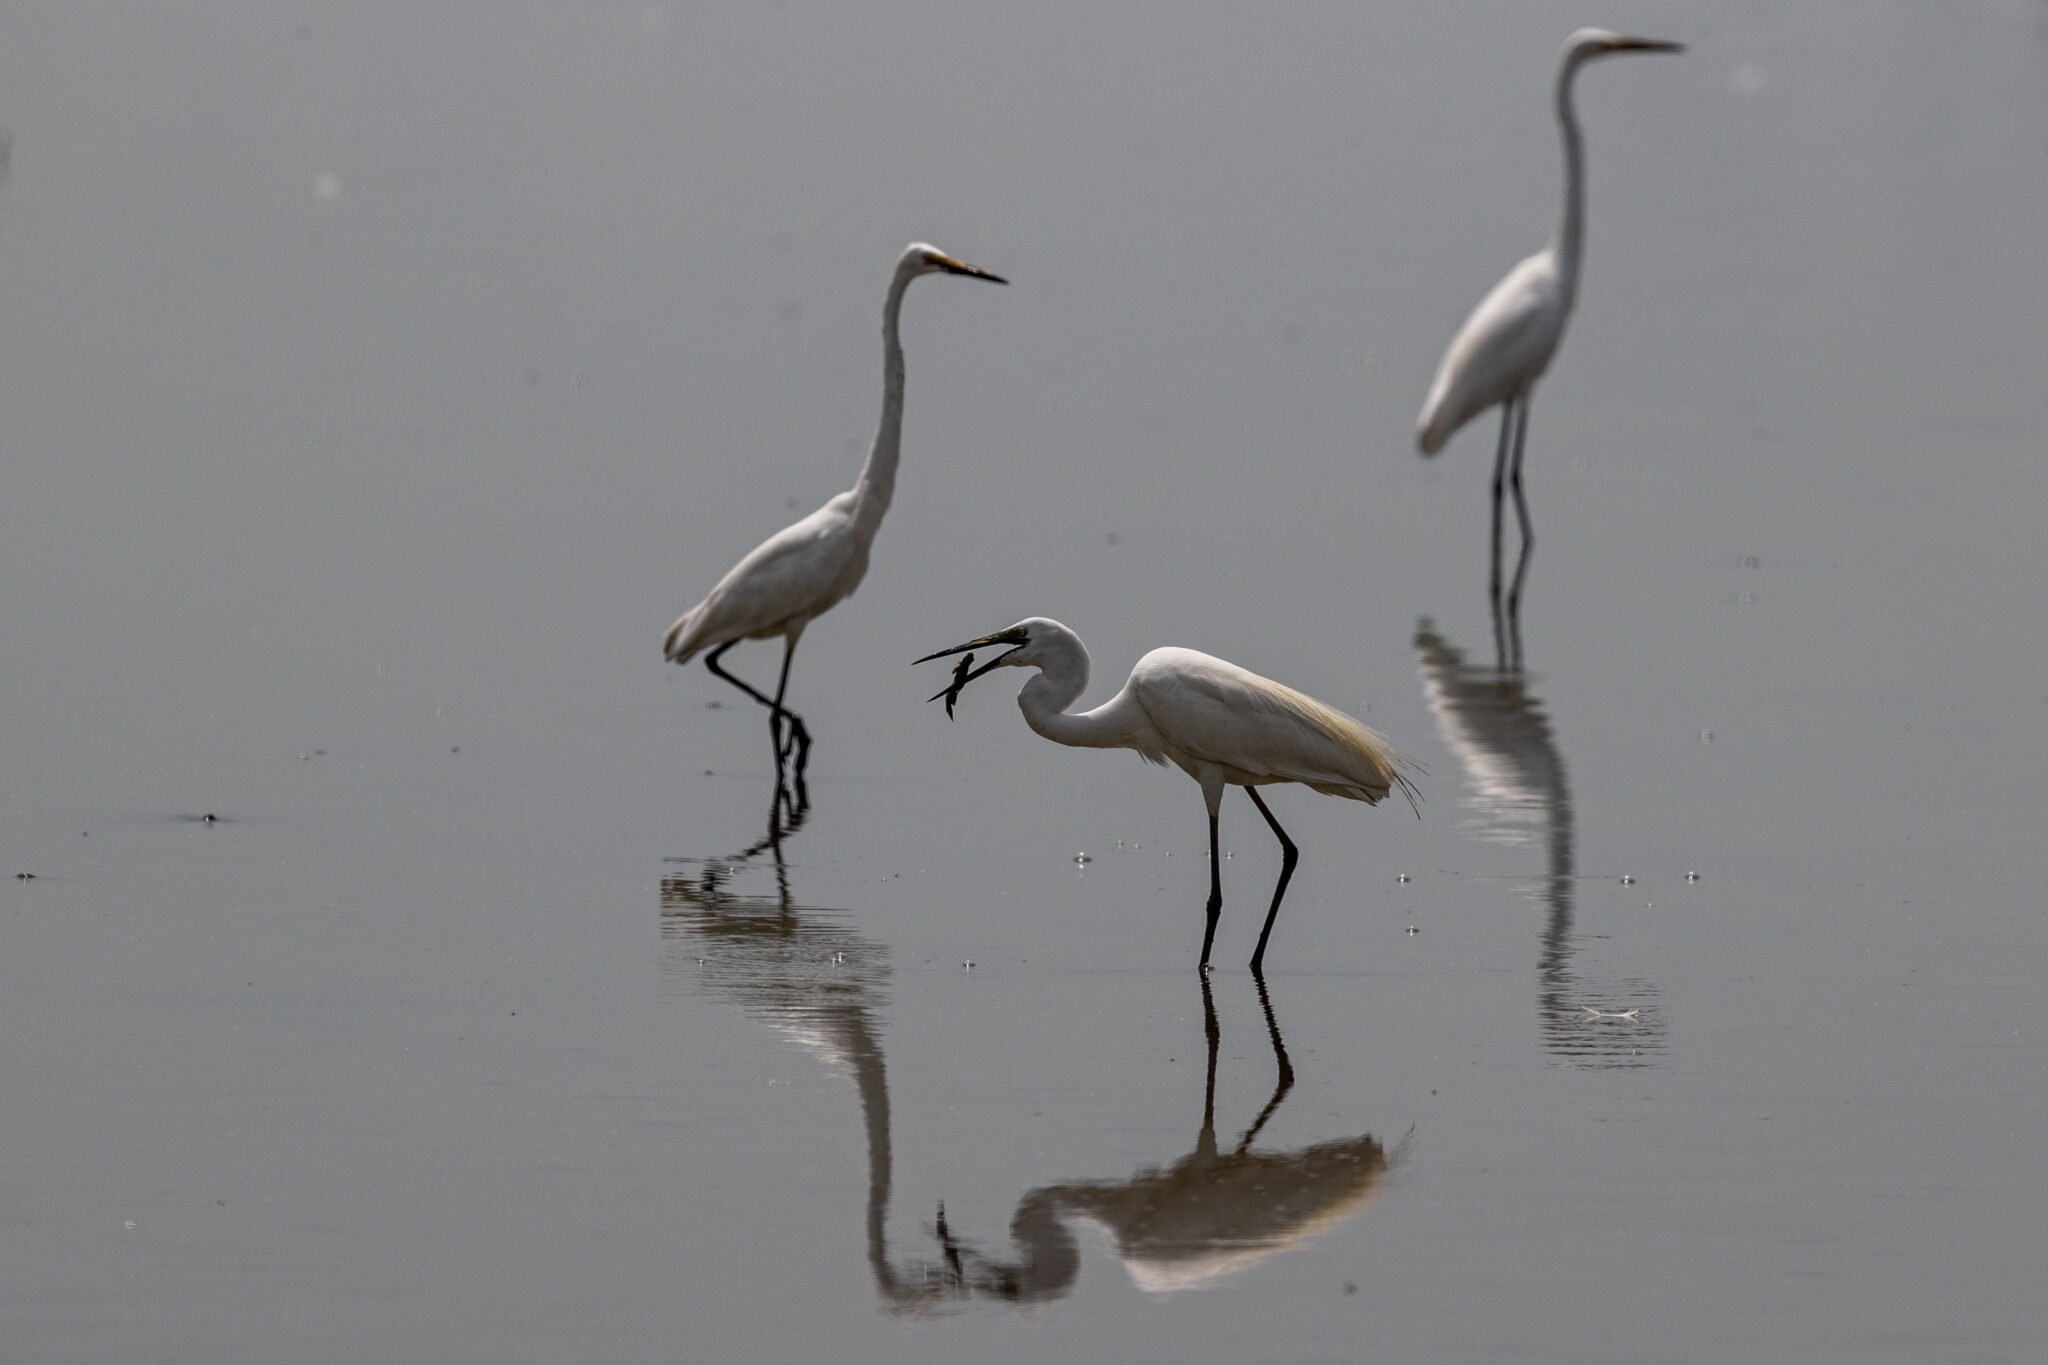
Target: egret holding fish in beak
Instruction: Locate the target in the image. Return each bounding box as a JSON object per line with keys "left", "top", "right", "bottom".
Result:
{"left": 917, "top": 619, "right": 1418, "bottom": 971}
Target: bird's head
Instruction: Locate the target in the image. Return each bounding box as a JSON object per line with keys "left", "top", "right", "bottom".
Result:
{"left": 913, "top": 618, "right": 1060, "bottom": 714}
{"left": 899, "top": 242, "right": 1009, "bottom": 285}
{"left": 1564, "top": 28, "right": 1685, "bottom": 66}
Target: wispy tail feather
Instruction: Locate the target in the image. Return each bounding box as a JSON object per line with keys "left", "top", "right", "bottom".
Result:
{"left": 1415, "top": 398, "right": 1455, "bottom": 457}
{"left": 663, "top": 609, "right": 701, "bottom": 664}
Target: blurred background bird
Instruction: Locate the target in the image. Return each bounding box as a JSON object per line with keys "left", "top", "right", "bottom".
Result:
{"left": 1415, "top": 29, "right": 1684, "bottom": 604}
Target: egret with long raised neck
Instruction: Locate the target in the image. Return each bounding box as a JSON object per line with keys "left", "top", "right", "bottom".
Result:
{"left": 664, "top": 242, "right": 1006, "bottom": 776}
{"left": 916, "top": 619, "right": 1418, "bottom": 971}
{"left": 1415, "top": 30, "right": 1683, "bottom": 601}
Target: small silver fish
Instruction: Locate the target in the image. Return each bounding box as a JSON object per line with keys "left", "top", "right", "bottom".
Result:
{"left": 940, "top": 653, "right": 974, "bottom": 720}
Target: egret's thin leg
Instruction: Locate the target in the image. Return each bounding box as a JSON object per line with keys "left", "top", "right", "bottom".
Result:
{"left": 1507, "top": 397, "right": 1535, "bottom": 555}
{"left": 1198, "top": 810, "right": 1223, "bottom": 970}
{"left": 771, "top": 636, "right": 812, "bottom": 773}
{"left": 704, "top": 641, "right": 808, "bottom": 775}
{"left": 1488, "top": 399, "right": 1517, "bottom": 603}
{"left": 1245, "top": 789, "right": 1300, "bottom": 972}
{"left": 1505, "top": 533, "right": 1533, "bottom": 672}
{"left": 1490, "top": 578, "right": 1512, "bottom": 675}
{"left": 704, "top": 642, "right": 777, "bottom": 710}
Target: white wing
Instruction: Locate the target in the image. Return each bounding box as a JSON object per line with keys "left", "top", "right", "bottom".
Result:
{"left": 1130, "top": 649, "right": 1414, "bottom": 804}
{"left": 1416, "top": 251, "right": 1570, "bottom": 455}
{"left": 664, "top": 493, "right": 866, "bottom": 663}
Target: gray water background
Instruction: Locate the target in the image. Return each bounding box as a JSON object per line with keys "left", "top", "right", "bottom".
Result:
{"left": 3, "top": 3, "right": 2045, "bottom": 1361}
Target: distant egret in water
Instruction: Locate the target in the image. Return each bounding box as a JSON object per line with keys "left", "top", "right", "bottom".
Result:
{"left": 916, "top": 619, "right": 1418, "bottom": 970}
{"left": 1416, "top": 29, "right": 1683, "bottom": 599}
{"left": 665, "top": 243, "right": 1006, "bottom": 775}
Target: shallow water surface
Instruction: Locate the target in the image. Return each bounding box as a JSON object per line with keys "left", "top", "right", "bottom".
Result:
{"left": 2, "top": 2, "right": 2045, "bottom": 1362}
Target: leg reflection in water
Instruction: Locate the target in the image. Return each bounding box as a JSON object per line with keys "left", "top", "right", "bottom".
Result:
{"left": 666, "top": 806, "right": 1404, "bottom": 1311}
{"left": 1414, "top": 617, "right": 1667, "bottom": 1068}
{"left": 925, "top": 974, "right": 1404, "bottom": 1303}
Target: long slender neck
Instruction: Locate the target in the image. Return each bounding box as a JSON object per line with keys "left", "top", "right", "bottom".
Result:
{"left": 1550, "top": 56, "right": 1587, "bottom": 301}
{"left": 853, "top": 271, "right": 912, "bottom": 531}
{"left": 1016, "top": 633, "right": 1125, "bottom": 749}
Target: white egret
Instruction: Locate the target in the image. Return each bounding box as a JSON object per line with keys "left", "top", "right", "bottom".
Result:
{"left": 1415, "top": 29, "right": 1684, "bottom": 599}
{"left": 664, "top": 242, "right": 1006, "bottom": 774}
{"left": 916, "top": 619, "right": 1419, "bottom": 971}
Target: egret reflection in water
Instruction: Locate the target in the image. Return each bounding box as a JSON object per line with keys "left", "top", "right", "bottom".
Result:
{"left": 663, "top": 823, "right": 1401, "bottom": 1311}
{"left": 927, "top": 975, "right": 1403, "bottom": 1302}
{"left": 658, "top": 781, "right": 964, "bottom": 1312}
{"left": 1414, "top": 614, "right": 1666, "bottom": 1068}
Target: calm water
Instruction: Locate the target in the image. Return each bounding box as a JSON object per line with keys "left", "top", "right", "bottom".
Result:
{"left": 3, "top": 3, "right": 2045, "bottom": 1361}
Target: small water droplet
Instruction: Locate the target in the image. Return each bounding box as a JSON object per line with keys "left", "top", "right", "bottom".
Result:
{"left": 962, "top": 960, "right": 974, "bottom": 970}
{"left": 1225, "top": 851, "right": 1234, "bottom": 860}
{"left": 201, "top": 813, "right": 217, "bottom": 824}
{"left": 832, "top": 951, "right": 845, "bottom": 963}
{"left": 1397, "top": 873, "right": 1410, "bottom": 883}
{"left": 1620, "top": 875, "right": 1635, "bottom": 885}
{"left": 1074, "top": 852, "right": 1091, "bottom": 865}
{"left": 1685, "top": 871, "right": 1699, "bottom": 882}
{"left": 1405, "top": 926, "right": 1419, "bottom": 936}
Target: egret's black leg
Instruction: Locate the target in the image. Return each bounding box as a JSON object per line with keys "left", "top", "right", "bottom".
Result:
{"left": 1507, "top": 396, "right": 1535, "bottom": 559}
{"left": 704, "top": 641, "right": 775, "bottom": 708}
{"left": 1504, "top": 533, "right": 1533, "bottom": 673}
{"left": 1198, "top": 809, "right": 1223, "bottom": 970}
{"left": 770, "top": 636, "right": 812, "bottom": 775}
{"left": 1245, "top": 789, "right": 1300, "bottom": 972}
{"left": 1488, "top": 399, "right": 1516, "bottom": 604}
{"left": 1491, "top": 580, "right": 1512, "bottom": 676}
{"left": 704, "top": 641, "right": 808, "bottom": 777}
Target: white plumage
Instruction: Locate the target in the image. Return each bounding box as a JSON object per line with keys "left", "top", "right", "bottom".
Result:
{"left": 663, "top": 493, "right": 869, "bottom": 664}
{"left": 916, "top": 618, "right": 1417, "bottom": 971}
{"left": 1416, "top": 252, "right": 1568, "bottom": 459}
{"left": 664, "top": 242, "right": 1005, "bottom": 774}
{"left": 1415, "top": 29, "right": 1683, "bottom": 595}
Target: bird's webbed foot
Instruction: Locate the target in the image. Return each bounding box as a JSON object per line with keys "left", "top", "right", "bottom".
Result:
{"left": 780, "top": 714, "right": 812, "bottom": 772}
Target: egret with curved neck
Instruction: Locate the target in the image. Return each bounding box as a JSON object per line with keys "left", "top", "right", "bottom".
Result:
{"left": 1415, "top": 29, "right": 1683, "bottom": 603}
{"left": 917, "top": 618, "right": 1418, "bottom": 971}
{"left": 664, "top": 243, "right": 1005, "bottom": 778}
